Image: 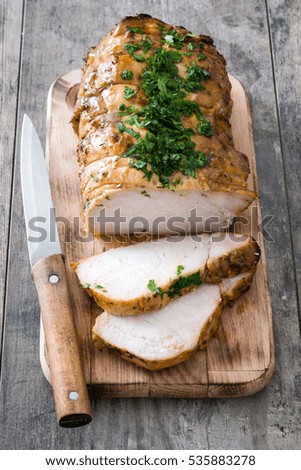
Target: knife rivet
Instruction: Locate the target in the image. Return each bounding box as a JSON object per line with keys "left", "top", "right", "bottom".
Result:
{"left": 49, "top": 274, "right": 59, "bottom": 284}
{"left": 69, "top": 391, "right": 79, "bottom": 401}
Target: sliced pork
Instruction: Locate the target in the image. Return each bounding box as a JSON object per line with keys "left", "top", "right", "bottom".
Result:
{"left": 74, "top": 233, "right": 260, "bottom": 315}
{"left": 92, "top": 271, "right": 254, "bottom": 370}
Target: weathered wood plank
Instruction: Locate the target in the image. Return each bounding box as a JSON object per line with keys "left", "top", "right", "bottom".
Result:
{"left": 0, "top": 0, "right": 24, "bottom": 352}
{"left": 264, "top": 0, "right": 301, "bottom": 449}
{"left": 266, "top": 0, "right": 301, "bottom": 320}
{"left": 0, "top": 0, "right": 300, "bottom": 450}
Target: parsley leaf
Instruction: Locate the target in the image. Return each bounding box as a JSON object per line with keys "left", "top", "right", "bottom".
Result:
{"left": 177, "top": 265, "right": 185, "bottom": 276}
{"left": 118, "top": 104, "right": 137, "bottom": 116}
{"left": 124, "top": 43, "right": 146, "bottom": 62}
{"left": 124, "top": 86, "right": 136, "bottom": 100}
{"left": 182, "top": 62, "right": 210, "bottom": 92}
{"left": 133, "top": 53, "right": 146, "bottom": 62}
{"left": 124, "top": 43, "right": 140, "bottom": 54}
{"left": 167, "top": 272, "right": 203, "bottom": 298}
{"left": 187, "top": 62, "right": 210, "bottom": 81}
{"left": 117, "top": 122, "right": 126, "bottom": 133}
{"left": 147, "top": 280, "right": 156, "bottom": 291}
{"left": 128, "top": 27, "right": 145, "bottom": 34}
{"left": 197, "top": 117, "right": 215, "bottom": 137}
{"left": 118, "top": 122, "right": 140, "bottom": 139}
{"left": 121, "top": 69, "right": 133, "bottom": 80}
{"left": 164, "top": 34, "right": 176, "bottom": 46}
{"left": 147, "top": 279, "right": 164, "bottom": 299}
{"left": 141, "top": 36, "right": 153, "bottom": 52}
{"left": 159, "top": 25, "right": 195, "bottom": 50}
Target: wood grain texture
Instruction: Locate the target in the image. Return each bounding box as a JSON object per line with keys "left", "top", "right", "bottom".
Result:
{"left": 0, "top": 0, "right": 24, "bottom": 352}
{"left": 0, "top": 0, "right": 300, "bottom": 450}
{"left": 42, "top": 70, "right": 274, "bottom": 399}
{"left": 263, "top": 0, "right": 301, "bottom": 448}
{"left": 267, "top": 0, "right": 301, "bottom": 322}
{"left": 32, "top": 254, "right": 92, "bottom": 427}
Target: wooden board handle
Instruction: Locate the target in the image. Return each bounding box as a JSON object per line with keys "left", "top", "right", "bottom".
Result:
{"left": 32, "top": 254, "right": 92, "bottom": 427}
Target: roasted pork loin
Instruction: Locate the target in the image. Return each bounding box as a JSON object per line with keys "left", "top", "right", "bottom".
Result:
{"left": 73, "top": 14, "right": 256, "bottom": 236}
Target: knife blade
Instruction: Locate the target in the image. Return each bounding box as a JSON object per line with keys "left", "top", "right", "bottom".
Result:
{"left": 21, "top": 114, "right": 92, "bottom": 427}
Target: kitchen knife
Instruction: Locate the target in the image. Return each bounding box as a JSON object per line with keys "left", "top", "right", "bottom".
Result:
{"left": 21, "top": 114, "right": 92, "bottom": 428}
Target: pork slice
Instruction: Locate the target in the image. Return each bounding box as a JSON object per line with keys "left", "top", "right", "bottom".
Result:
{"left": 74, "top": 233, "right": 260, "bottom": 315}
{"left": 92, "top": 271, "right": 254, "bottom": 370}
{"left": 85, "top": 186, "right": 255, "bottom": 237}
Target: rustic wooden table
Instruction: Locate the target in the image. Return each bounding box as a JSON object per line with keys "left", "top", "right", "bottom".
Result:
{"left": 0, "top": 0, "right": 300, "bottom": 450}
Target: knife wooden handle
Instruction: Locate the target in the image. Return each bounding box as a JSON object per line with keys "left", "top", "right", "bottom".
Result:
{"left": 32, "top": 253, "right": 92, "bottom": 427}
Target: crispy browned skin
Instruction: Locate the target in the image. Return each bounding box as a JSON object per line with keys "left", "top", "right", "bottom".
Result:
{"left": 73, "top": 14, "right": 255, "bottom": 224}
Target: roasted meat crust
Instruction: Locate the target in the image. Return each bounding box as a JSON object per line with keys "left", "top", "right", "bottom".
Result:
{"left": 72, "top": 15, "right": 256, "bottom": 233}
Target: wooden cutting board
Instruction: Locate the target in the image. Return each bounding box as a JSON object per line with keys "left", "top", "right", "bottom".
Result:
{"left": 41, "top": 69, "right": 274, "bottom": 398}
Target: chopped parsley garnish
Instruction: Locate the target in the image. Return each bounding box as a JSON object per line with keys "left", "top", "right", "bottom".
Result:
{"left": 94, "top": 284, "right": 108, "bottom": 293}
{"left": 198, "top": 53, "right": 207, "bottom": 61}
{"left": 141, "top": 190, "right": 151, "bottom": 197}
{"left": 124, "top": 113, "right": 142, "bottom": 127}
{"left": 121, "top": 69, "right": 133, "bottom": 80}
{"left": 141, "top": 36, "right": 153, "bottom": 52}
{"left": 147, "top": 279, "right": 164, "bottom": 299}
{"left": 147, "top": 280, "right": 157, "bottom": 291}
{"left": 82, "top": 283, "right": 90, "bottom": 289}
{"left": 197, "top": 116, "right": 215, "bottom": 136}
{"left": 183, "top": 62, "right": 210, "bottom": 91}
{"left": 167, "top": 272, "right": 203, "bottom": 298}
{"left": 118, "top": 104, "right": 137, "bottom": 116}
{"left": 123, "top": 36, "right": 153, "bottom": 61}
{"left": 124, "top": 86, "right": 136, "bottom": 100}
{"left": 120, "top": 48, "right": 210, "bottom": 185}
{"left": 124, "top": 43, "right": 140, "bottom": 54}
{"left": 128, "top": 27, "right": 146, "bottom": 34}
{"left": 159, "top": 25, "right": 195, "bottom": 50}
{"left": 187, "top": 62, "right": 210, "bottom": 80}
{"left": 177, "top": 265, "right": 185, "bottom": 276}
{"left": 164, "top": 34, "right": 176, "bottom": 46}
{"left": 119, "top": 103, "right": 126, "bottom": 111}
{"left": 117, "top": 122, "right": 126, "bottom": 133}
{"left": 118, "top": 122, "right": 140, "bottom": 139}
{"left": 124, "top": 43, "right": 145, "bottom": 62}
{"left": 147, "top": 271, "right": 203, "bottom": 300}
{"left": 116, "top": 29, "right": 214, "bottom": 186}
